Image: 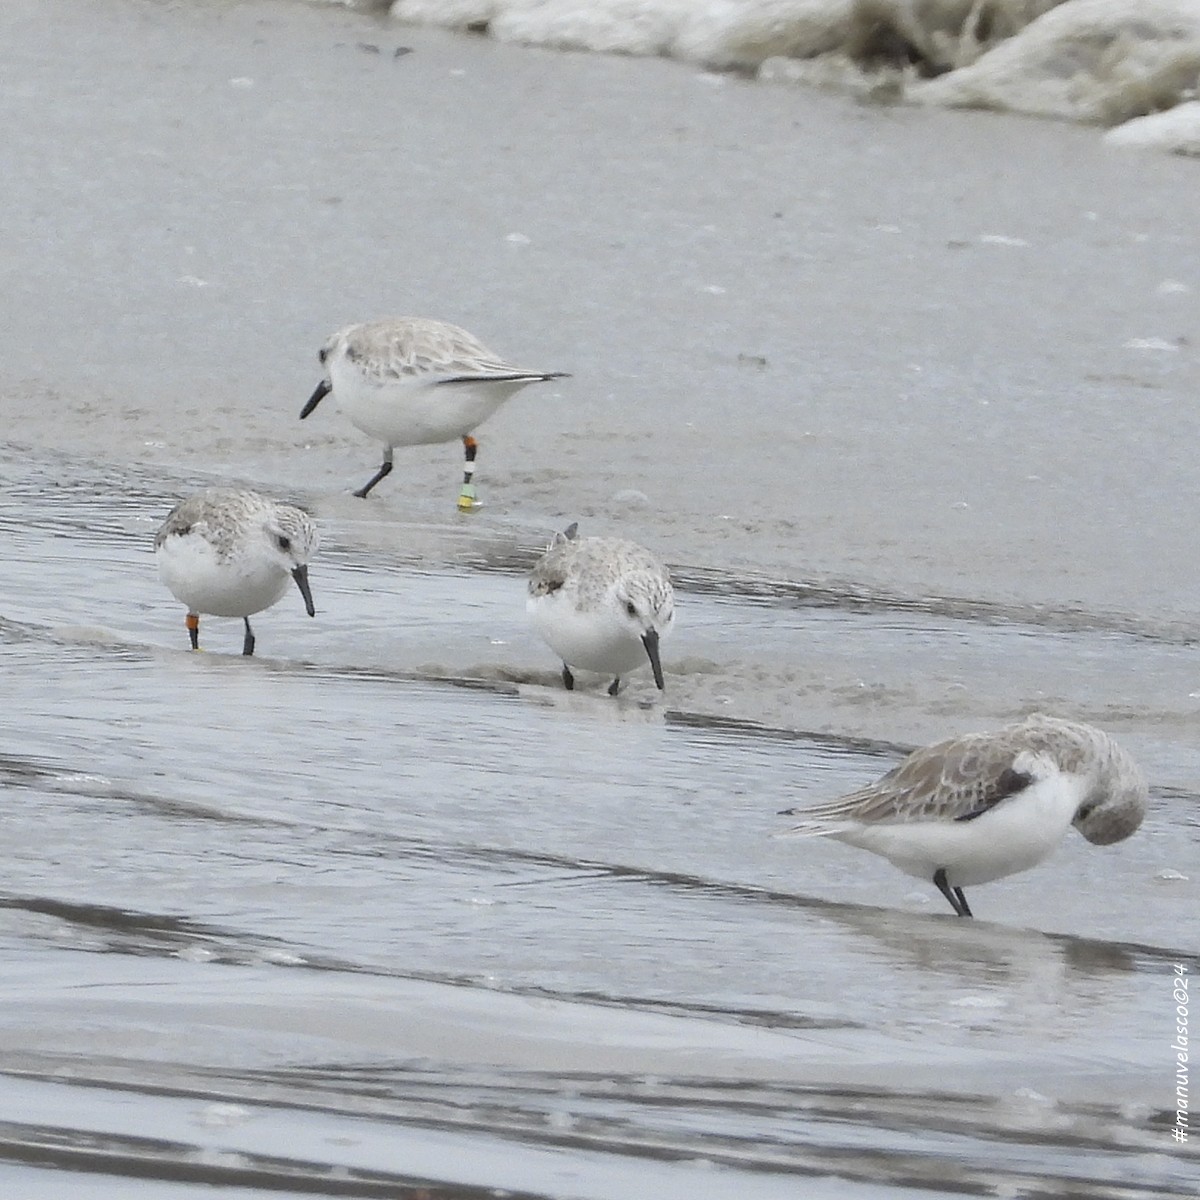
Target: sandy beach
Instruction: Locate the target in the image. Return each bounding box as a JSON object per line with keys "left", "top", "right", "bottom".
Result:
{"left": 5, "top": 0, "right": 1198, "bottom": 617}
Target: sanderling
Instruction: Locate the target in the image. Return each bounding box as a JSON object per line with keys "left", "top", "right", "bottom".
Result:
{"left": 528, "top": 524, "right": 675, "bottom": 696}
{"left": 155, "top": 488, "right": 319, "bottom": 656}
{"left": 300, "top": 317, "right": 568, "bottom": 509}
{"left": 779, "top": 714, "right": 1147, "bottom": 917}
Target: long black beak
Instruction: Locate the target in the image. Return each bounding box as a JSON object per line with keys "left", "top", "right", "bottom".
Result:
{"left": 642, "top": 629, "right": 664, "bottom": 690}
{"left": 300, "top": 379, "right": 331, "bottom": 419}
{"left": 291, "top": 565, "right": 316, "bottom": 617}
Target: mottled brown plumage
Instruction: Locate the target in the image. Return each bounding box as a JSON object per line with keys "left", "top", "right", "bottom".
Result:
{"left": 780, "top": 715, "right": 1148, "bottom": 918}
{"left": 785, "top": 715, "right": 1135, "bottom": 829}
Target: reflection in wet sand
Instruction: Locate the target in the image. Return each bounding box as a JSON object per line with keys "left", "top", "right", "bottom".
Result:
{"left": 0, "top": 455, "right": 1196, "bottom": 1194}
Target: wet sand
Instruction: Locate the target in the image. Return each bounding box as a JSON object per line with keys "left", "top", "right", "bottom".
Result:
{"left": 6, "top": 0, "right": 1200, "bottom": 618}
{"left": 1, "top": 0, "right": 1198, "bottom": 1196}
{"left": 5, "top": 0, "right": 1200, "bottom": 755}
{"left": 0, "top": 432, "right": 1195, "bottom": 1197}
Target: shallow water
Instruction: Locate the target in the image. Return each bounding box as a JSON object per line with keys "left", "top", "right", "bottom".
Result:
{"left": 1, "top": 448, "right": 1198, "bottom": 1196}
{"left": 2, "top": 0, "right": 1199, "bottom": 1195}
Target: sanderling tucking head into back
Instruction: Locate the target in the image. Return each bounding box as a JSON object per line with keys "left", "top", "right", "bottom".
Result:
{"left": 300, "top": 316, "right": 569, "bottom": 510}
{"left": 527, "top": 523, "right": 675, "bottom": 697}
{"left": 154, "top": 488, "right": 319, "bottom": 656}
{"left": 778, "top": 714, "right": 1147, "bottom": 918}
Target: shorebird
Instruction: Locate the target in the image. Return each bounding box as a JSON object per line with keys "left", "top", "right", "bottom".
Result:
{"left": 779, "top": 715, "right": 1147, "bottom": 917}
{"left": 528, "top": 523, "right": 675, "bottom": 696}
{"left": 301, "top": 316, "right": 568, "bottom": 509}
{"left": 155, "top": 488, "right": 318, "bottom": 656}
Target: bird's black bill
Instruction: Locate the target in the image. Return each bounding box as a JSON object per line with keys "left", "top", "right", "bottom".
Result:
{"left": 300, "top": 379, "right": 331, "bottom": 419}
{"left": 292, "top": 564, "right": 316, "bottom": 616}
{"left": 642, "top": 629, "right": 664, "bottom": 690}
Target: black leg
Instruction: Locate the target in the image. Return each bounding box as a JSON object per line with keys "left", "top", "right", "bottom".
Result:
{"left": 607, "top": 676, "right": 621, "bottom": 697}
{"left": 186, "top": 612, "right": 199, "bottom": 651}
{"left": 242, "top": 617, "right": 255, "bottom": 657}
{"left": 354, "top": 449, "right": 394, "bottom": 498}
{"left": 933, "top": 868, "right": 970, "bottom": 917}
{"left": 561, "top": 664, "right": 575, "bottom": 691}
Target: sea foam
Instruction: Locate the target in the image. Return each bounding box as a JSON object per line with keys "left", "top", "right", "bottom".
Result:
{"left": 387, "top": 0, "right": 1200, "bottom": 152}
{"left": 911, "top": 0, "right": 1200, "bottom": 125}
{"left": 1105, "top": 98, "right": 1200, "bottom": 156}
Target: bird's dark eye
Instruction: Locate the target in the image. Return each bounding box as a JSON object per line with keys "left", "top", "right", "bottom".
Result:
{"left": 625, "top": 601, "right": 638, "bottom": 618}
{"left": 277, "top": 535, "right": 292, "bottom": 552}
{"left": 317, "top": 347, "right": 328, "bottom": 364}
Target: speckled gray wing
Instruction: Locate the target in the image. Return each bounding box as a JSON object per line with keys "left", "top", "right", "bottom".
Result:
{"left": 153, "top": 493, "right": 213, "bottom": 549}
{"left": 528, "top": 530, "right": 579, "bottom": 598}
{"left": 785, "top": 731, "right": 1039, "bottom": 830}
{"left": 344, "top": 318, "right": 563, "bottom": 383}
{"left": 153, "top": 489, "right": 257, "bottom": 559}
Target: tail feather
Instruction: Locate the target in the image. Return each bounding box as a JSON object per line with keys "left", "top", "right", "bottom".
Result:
{"left": 777, "top": 785, "right": 879, "bottom": 825}
{"left": 438, "top": 370, "right": 570, "bottom": 386}
{"left": 774, "top": 818, "right": 859, "bottom": 839}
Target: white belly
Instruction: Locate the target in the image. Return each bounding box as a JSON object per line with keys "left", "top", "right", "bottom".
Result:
{"left": 331, "top": 363, "right": 531, "bottom": 447}
{"left": 157, "top": 536, "right": 290, "bottom": 618}
{"left": 528, "top": 593, "right": 651, "bottom": 677}
{"left": 839, "top": 773, "right": 1087, "bottom": 887}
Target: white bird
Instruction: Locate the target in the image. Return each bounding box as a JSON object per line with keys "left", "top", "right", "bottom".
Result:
{"left": 528, "top": 524, "right": 675, "bottom": 696}
{"left": 301, "top": 316, "right": 568, "bottom": 509}
{"left": 155, "top": 488, "right": 319, "bottom": 656}
{"left": 779, "top": 715, "right": 1147, "bottom": 917}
